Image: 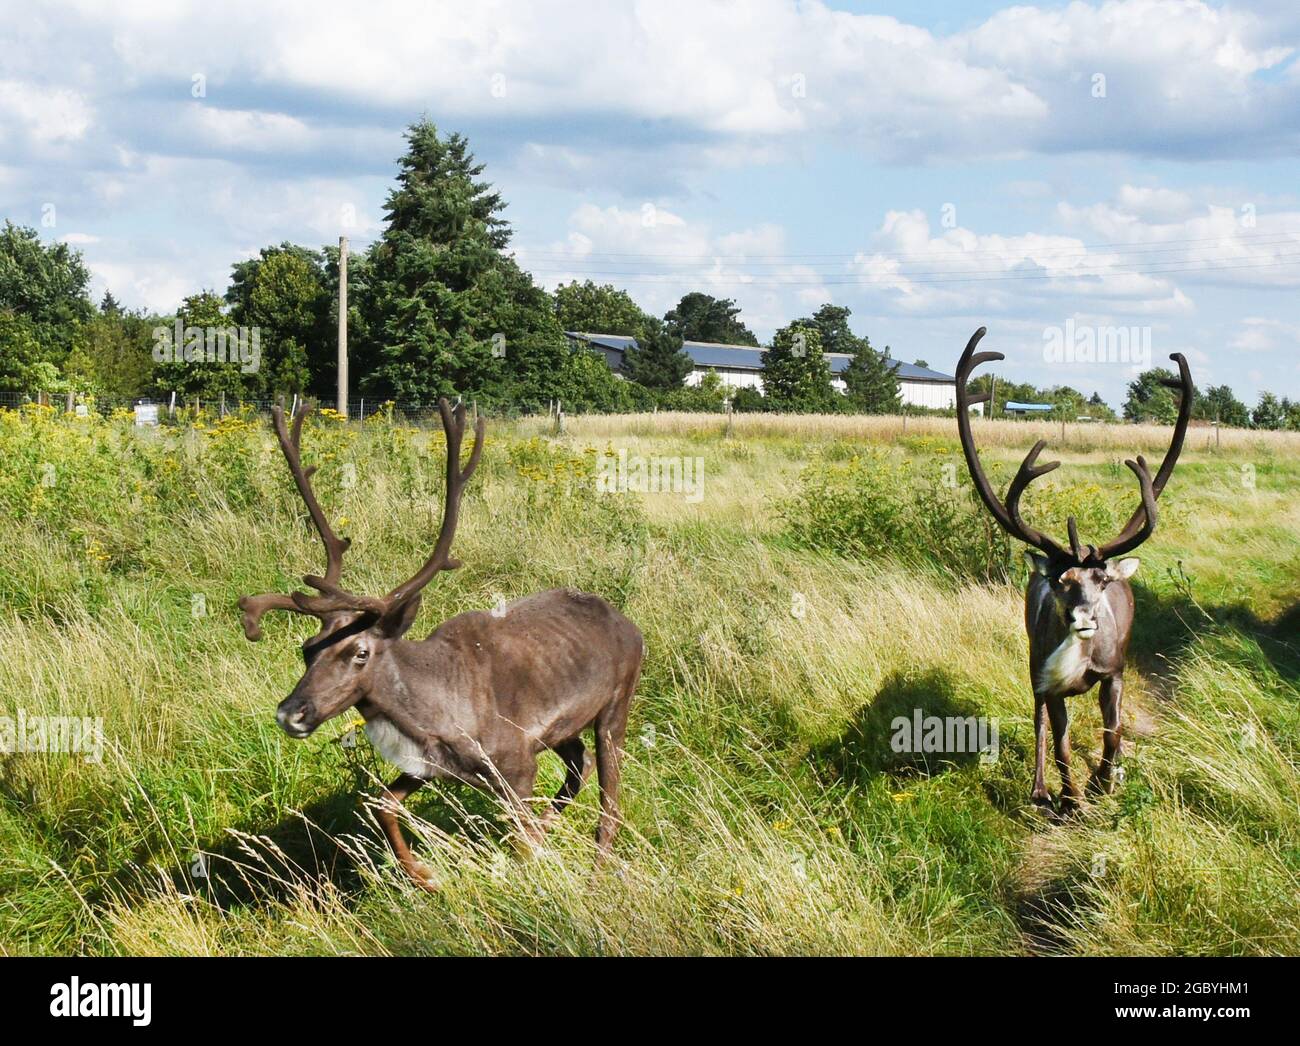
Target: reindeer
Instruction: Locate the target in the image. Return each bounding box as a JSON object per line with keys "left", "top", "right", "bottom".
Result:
{"left": 954, "top": 328, "right": 1192, "bottom": 814}
{"left": 238, "top": 400, "right": 644, "bottom": 890}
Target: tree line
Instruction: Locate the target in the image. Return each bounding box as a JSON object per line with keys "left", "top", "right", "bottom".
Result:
{"left": 1, "top": 119, "right": 1296, "bottom": 426}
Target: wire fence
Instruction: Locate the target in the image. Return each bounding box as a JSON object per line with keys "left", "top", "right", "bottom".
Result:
{"left": 0, "top": 390, "right": 547, "bottom": 426}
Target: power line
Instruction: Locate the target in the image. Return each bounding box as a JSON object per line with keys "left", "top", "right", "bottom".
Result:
{"left": 512, "top": 228, "right": 1300, "bottom": 263}
{"left": 517, "top": 253, "right": 1300, "bottom": 286}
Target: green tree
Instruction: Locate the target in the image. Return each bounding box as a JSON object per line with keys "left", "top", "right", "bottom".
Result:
{"left": 1083, "top": 391, "right": 1118, "bottom": 423}
{"left": 797, "top": 305, "right": 900, "bottom": 414}
{"left": 1251, "top": 391, "right": 1287, "bottom": 430}
{"left": 228, "top": 245, "right": 330, "bottom": 397}
{"left": 663, "top": 292, "right": 758, "bottom": 345}
{"left": 0, "top": 311, "right": 50, "bottom": 391}
{"left": 553, "top": 344, "right": 653, "bottom": 413}
{"left": 0, "top": 221, "right": 94, "bottom": 387}
{"left": 73, "top": 307, "right": 159, "bottom": 401}
{"left": 1123, "top": 367, "right": 1179, "bottom": 424}
{"left": 1197, "top": 384, "right": 1249, "bottom": 428}
{"left": 153, "top": 292, "right": 251, "bottom": 402}
{"left": 554, "top": 281, "right": 651, "bottom": 338}
{"left": 362, "top": 119, "right": 569, "bottom": 407}
{"left": 655, "top": 369, "right": 729, "bottom": 412}
{"left": 621, "top": 318, "right": 693, "bottom": 390}
{"left": 761, "top": 323, "right": 836, "bottom": 412}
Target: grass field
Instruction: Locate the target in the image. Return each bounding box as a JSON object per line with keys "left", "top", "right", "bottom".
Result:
{"left": 1, "top": 404, "right": 1297, "bottom": 955}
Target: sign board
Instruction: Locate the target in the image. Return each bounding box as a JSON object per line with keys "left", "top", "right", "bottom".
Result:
{"left": 134, "top": 403, "right": 159, "bottom": 427}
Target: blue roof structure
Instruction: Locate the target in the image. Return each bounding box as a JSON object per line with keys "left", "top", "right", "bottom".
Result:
{"left": 1003, "top": 401, "right": 1055, "bottom": 412}
{"left": 565, "top": 332, "right": 955, "bottom": 383}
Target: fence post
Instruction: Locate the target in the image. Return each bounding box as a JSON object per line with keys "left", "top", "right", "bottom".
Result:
{"left": 169, "top": 391, "right": 176, "bottom": 417}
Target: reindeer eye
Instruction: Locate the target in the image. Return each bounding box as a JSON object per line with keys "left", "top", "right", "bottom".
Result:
{"left": 353, "top": 648, "right": 370, "bottom": 664}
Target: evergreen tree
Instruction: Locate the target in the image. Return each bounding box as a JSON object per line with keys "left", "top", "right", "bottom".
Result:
{"left": 1252, "top": 391, "right": 1287, "bottom": 430}
{"left": 761, "top": 323, "right": 836, "bottom": 412}
{"left": 362, "top": 119, "right": 568, "bottom": 407}
{"left": 621, "top": 318, "right": 693, "bottom": 390}
{"left": 794, "top": 304, "right": 899, "bottom": 413}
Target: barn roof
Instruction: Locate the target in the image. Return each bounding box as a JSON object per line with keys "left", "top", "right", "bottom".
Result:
{"left": 565, "top": 332, "right": 955, "bottom": 383}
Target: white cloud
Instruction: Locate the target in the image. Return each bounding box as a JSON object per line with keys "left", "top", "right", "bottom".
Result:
{"left": 0, "top": 79, "right": 92, "bottom": 145}
{"left": 10, "top": 0, "right": 1295, "bottom": 169}
{"left": 1229, "top": 316, "right": 1300, "bottom": 352}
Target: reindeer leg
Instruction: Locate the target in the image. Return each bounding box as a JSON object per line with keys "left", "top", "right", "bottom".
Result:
{"left": 540, "top": 738, "right": 594, "bottom": 831}
{"left": 594, "top": 700, "right": 629, "bottom": 857}
{"left": 1046, "top": 695, "right": 1082, "bottom": 814}
{"left": 1031, "top": 696, "right": 1052, "bottom": 808}
{"left": 376, "top": 773, "right": 438, "bottom": 892}
{"left": 1090, "top": 675, "right": 1124, "bottom": 796}
{"left": 487, "top": 758, "right": 546, "bottom": 855}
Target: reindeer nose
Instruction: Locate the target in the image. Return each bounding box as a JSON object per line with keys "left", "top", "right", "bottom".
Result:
{"left": 276, "top": 700, "right": 314, "bottom": 738}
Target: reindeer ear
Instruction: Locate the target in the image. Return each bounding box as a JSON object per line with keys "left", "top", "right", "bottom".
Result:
{"left": 376, "top": 594, "right": 423, "bottom": 638}
{"left": 1105, "top": 557, "right": 1140, "bottom": 581}
{"left": 1024, "top": 551, "right": 1051, "bottom": 576}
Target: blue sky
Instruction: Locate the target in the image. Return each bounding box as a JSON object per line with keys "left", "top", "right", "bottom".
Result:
{"left": 2, "top": 0, "right": 1298, "bottom": 407}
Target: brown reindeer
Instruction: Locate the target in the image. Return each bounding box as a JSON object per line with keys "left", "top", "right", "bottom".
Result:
{"left": 954, "top": 328, "right": 1192, "bottom": 814}
{"left": 239, "top": 400, "right": 643, "bottom": 890}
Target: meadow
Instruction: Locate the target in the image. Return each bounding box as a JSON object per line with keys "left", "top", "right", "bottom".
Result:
{"left": 1, "top": 403, "right": 1297, "bottom": 955}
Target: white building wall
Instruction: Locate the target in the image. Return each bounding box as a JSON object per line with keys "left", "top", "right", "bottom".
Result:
{"left": 687, "top": 366, "right": 956, "bottom": 409}
{"left": 899, "top": 381, "right": 957, "bottom": 410}
{"left": 684, "top": 367, "right": 764, "bottom": 390}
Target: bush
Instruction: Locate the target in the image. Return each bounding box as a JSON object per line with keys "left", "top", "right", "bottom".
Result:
{"left": 780, "top": 448, "right": 1013, "bottom": 581}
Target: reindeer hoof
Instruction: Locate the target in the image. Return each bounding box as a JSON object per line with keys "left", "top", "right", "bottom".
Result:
{"left": 405, "top": 861, "right": 440, "bottom": 893}
{"left": 1057, "top": 794, "right": 1084, "bottom": 818}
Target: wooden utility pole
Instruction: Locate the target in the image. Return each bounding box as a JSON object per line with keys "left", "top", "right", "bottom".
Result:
{"left": 337, "top": 236, "right": 349, "bottom": 417}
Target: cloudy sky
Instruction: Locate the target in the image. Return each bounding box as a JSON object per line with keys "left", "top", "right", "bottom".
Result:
{"left": 3, "top": 0, "right": 1299, "bottom": 405}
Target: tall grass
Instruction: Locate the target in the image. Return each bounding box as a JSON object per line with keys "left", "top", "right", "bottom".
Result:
{"left": 0, "top": 404, "right": 1296, "bottom": 955}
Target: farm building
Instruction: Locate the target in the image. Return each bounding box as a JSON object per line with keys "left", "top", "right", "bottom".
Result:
{"left": 565, "top": 332, "right": 960, "bottom": 411}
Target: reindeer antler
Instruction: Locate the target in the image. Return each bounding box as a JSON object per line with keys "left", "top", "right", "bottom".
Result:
{"left": 955, "top": 330, "right": 1192, "bottom": 566}
{"left": 384, "top": 398, "right": 485, "bottom": 606}
{"left": 238, "top": 402, "right": 357, "bottom": 639}
{"left": 238, "top": 399, "right": 485, "bottom": 639}
{"left": 1094, "top": 353, "right": 1192, "bottom": 561}
{"left": 956, "top": 328, "right": 1070, "bottom": 562}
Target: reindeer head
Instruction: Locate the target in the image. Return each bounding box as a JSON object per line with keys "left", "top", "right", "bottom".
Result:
{"left": 239, "top": 400, "right": 484, "bottom": 738}
{"left": 955, "top": 326, "right": 1193, "bottom": 617}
